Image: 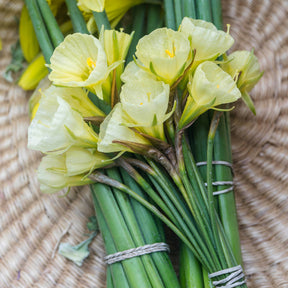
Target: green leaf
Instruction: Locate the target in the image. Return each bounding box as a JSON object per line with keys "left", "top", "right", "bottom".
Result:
{"left": 58, "top": 232, "right": 97, "bottom": 266}
{"left": 4, "top": 40, "right": 25, "bottom": 82}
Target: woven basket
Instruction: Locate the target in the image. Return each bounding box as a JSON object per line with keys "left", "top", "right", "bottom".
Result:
{"left": 1, "top": 0, "right": 287, "bottom": 287}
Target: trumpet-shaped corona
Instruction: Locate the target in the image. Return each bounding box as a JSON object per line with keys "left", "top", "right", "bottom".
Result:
{"left": 37, "top": 153, "right": 93, "bottom": 194}
{"left": 48, "top": 33, "right": 120, "bottom": 99}
{"left": 28, "top": 92, "right": 98, "bottom": 154}
{"left": 179, "top": 61, "right": 241, "bottom": 129}
{"left": 120, "top": 78, "right": 172, "bottom": 140}
{"left": 179, "top": 17, "right": 234, "bottom": 67}
{"left": 98, "top": 103, "right": 150, "bottom": 153}
{"left": 135, "top": 28, "right": 191, "bottom": 85}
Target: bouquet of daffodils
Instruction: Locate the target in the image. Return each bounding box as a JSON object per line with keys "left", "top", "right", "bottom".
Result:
{"left": 18, "top": 0, "right": 263, "bottom": 287}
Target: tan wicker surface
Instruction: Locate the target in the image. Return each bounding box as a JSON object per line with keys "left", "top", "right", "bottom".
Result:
{"left": 0, "top": 0, "right": 287, "bottom": 287}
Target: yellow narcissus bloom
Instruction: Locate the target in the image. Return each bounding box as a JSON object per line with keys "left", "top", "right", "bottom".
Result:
{"left": 66, "top": 146, "right": 113, "bottom": 176}
{"left": 18, "top": 54, "right": 48, "bottom": 90}
{"left": 19, "top": 4, "right": 40, "bottom": 62}
{"left": 121, "top": 62, "right": 157, "bottom": 83}
{"left": 78, "top": 0, "right": 144, "bottom": 29}
{"left": 135, "top": 28, "right": 191, "bottom": 85}
{"left": 78, "top": 0, "right": 104, "bottom": 12}
{"left": 221, "top": 50, "right": 263, "bottom": 115}
{"left": 100, "top": 28, "right": 133, "bottom": 66}
{"left": 98, "top": 103, "right": 150, "bottom": 153}
{"left": 37, "top": 153, "right": 93, "bottom": 194}
{"left": 179, "top": 17, "right": 234, "bottom": 67}
{"left": 48, "top": 33, "right": 121, "bottom": 99}
{"left": 28, "top": 92, "right": 98, "bottom": 154}
{"left": 43, "top": 85, "right": 105, "bottom": 117}
{"left": 179, "top": 61, "right": 241, "bottom": 129}
{"left": 99, "top": 28, "right": 134, "bottom": 96}
{"left": 120, "top": 78, "right": 172, "bottom": 140}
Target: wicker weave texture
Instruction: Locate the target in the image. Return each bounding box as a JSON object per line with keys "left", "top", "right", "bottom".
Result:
{"left": 0, "top": 0, "right": 288, "bottom": 287}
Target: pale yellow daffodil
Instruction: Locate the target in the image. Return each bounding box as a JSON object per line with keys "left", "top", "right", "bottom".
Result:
{"left": 28, "top": 92, "right": 98, "bottom": 154}
{"left": 135, "top": 28, "right": 191, "bottom": 85}
{"left": 37, "top": 153, "right": 93, "bottom": 194}
{"left": 121, "top": 61, "right": 157, "bottom": 83}
{"left": 179, "top": 17, "right": 234, "bottom": 68}
{"left": 43, "top": 85, "right": 105, "bottom": 117}
{"left": 78, "top": 0, "right": 144, "bottom": 29}
{"left": 48, "top": 33, "right": 121, "bottom": 99}
{"left": 221, "top": 50, "right": 263, "bottom": 114}
{"left": 179, "top": 61, "right": 241, "bottom": 129}
{"left": 98, "top": 103, "right": 150, "bottom": 153}
{"left": 120, "top": 78, "right": 172, "bottom": 140}
{"left": 66, "top": 146, "right": 113, "bottom": 176}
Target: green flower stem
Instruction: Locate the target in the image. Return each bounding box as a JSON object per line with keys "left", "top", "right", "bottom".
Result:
{"left": 126, "top": 5, "right": 146, "bottom": 64}
{"left": 182, "top": 0, "right": 196, "bottom": 18}
{"left": 195, "top": 0, "right": 212, "bottom": 21}
{"left": 120, "top": 169, "right": 180, "bottom": 288}
{"left": 147, "top": 4, "right": 163, "bottom": 34}
{"left": 164, "top": 0, "right": 176, "bottom": 30}
{"left": 24, "top": 0, "right": 54, "bottom": 63}
{"left": 65, "top": 0, "right": 89, "bottom": 34}
{"left": 174, "top": 0, "right": 183, "bottom": 27}
{"left": 213, "top": 116, "right": 243, "bottom": 265}
{"left": 91, "top": 190, "right": 130, "bottom": 288}
{"left": 207, "top": 112, "right": 227, "bottom": 269}
{"left": 180, "top": 244, "right": 204, "bottom": 288}
{"left": 91, "top": 182, "right": 152, "bottom": 288}
{"left": 211, "top": 0, "right": 223, "bottom": 30}
{"left": 36, "top": 0, "right": 64, "bottom": 47}
{"left": 93, "top": 9, "right": 111, "bottom": 31}
{"left": 91, "top": 171, "right": 212, "bottom": 271}
{"left": 106, "top": 168, "right": 165, "bottom": 288}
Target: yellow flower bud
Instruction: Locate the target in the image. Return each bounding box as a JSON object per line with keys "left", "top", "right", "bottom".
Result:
{"left": 135, "top": 28, "right": 191, "bottom": 85}
{"left": 19, "top": 4, "right": 40, "bottom": 62}
{"left": 120, "top": 78, "right": 171, "bottom": 140}
{"left": 98, "top": 103, "right": 150, "bottom": 153}
{"left": 37, "top": 153, "right": 93, "bottom": 194}
{"left": 18, "top": 54, "right": 48, "bottom": 90}
{"left": 28, "top": 92, "right": 98, "bottom": 154}
{"left": 221, "top": 50, "right": 263, "bottom": 114}
{"left": 179, "top": 61, "right": 241, "bottom": 129}
{"left": 179, "top": 17, "right": 234, "bottom": 67}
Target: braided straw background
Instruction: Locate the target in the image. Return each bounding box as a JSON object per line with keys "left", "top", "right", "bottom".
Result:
{"left": 0, "top": 0, "right": 287, "bottom": 287}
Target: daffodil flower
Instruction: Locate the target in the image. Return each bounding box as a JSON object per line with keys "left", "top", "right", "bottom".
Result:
{"left": 121, "top": 61, "right": 157, "bottom": 83}
{"left": 221, "top": 50, "right": 263, "bottom": 114}
{"left": 66, "top": 146, "right": 113, "bottom": 176}
{"left": 43, "top": 85, "right": 105, "bottom": 117}
{"left": 37, "top": 153, "right": 93, "bottom": 194}
{"left": 48, "top": 33, "right": 121, "bottom": 99}
{"left": 179, "top": 61, "right": 241, "bottom": 129}
{"left": 135, "top": 28, "right": 191, "bottom": 85}
{"left": 28, "top": 92, "right": 98, "bottom": 154}
{"left": 98, "top": 103, "right": 150, "bottom": 153}
{"left": 120, "top": 78, "right": 172, "bottom": 140}
{"left": 179, "top": 17, "right": 234, "bottom": 68}
{"left": 78, "top": 0, "right": 144, "bottom": 29}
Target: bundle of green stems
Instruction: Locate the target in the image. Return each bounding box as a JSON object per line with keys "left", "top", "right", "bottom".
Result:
{"left": 24, "top": 0, "right": 245, "bottom": 287}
